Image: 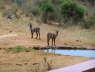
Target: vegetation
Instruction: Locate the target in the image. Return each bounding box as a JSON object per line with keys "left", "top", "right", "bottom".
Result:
{"left": 80, "top": 0, "right": 95, "bottom": 6}
{"left": 0, "top": 0, "right": 95, "bottom": 28}
{"left": 39, "top": 0, "right": 54, "bottom": 23}
{"left": 61, "top": 1, "right": 85, "bottom": 25}
{"left": 6, "top": 46, "right": 37, "bottom": 53}
{"left": 83, "top": 16, "right": 95, "bottom": 29}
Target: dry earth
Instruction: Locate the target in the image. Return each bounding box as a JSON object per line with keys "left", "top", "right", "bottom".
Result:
{"left": 0, "top": 13, "right": 95, "bottom": 72}
{"left": 0, "top": 12, "right": 95, "bottom": 49}
{"left": 0, "top": 49, "right": 94, "bottom": 72}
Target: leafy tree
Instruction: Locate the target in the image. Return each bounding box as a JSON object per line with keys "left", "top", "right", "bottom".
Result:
{"left": 39, "top": 0, "right": 54, "bottom": 23}
{"left": 16, "top": 0, "right": 26, "bottom": 6}
{"left": 61, "top": 1, "right": 85, "bottom": 25}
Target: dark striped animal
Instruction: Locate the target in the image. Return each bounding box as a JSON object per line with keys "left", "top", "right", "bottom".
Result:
{"left": 28, "top": 23, "right": 40, "bottom": 39}
{"left": 47, "top": 30, "right": 59, "bottom": 46}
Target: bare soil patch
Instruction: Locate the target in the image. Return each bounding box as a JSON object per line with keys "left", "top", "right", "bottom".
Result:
{"left": 0, "top": 49, "right": 94, "bottom": 72}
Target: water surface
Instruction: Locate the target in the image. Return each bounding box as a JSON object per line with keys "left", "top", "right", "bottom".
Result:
{"left": 43, "top": 49, "right": 95, "bottom": 58}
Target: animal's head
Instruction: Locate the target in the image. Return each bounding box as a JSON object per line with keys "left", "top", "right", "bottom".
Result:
{"left": 56, "top": 30, "right": 59, "bottom": 35}
{"left": 28, "top": 22, "right": 32, "bottom": 27}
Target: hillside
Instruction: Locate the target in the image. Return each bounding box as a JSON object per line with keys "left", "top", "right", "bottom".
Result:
{"left": 0, "top": 11, "right": 95, "bottom": 49}
{"left": 0, "top": 0, "right": 95, "bottom": 48}
{"left": 0, "top": 0, "right": 95, "bottom": 28}
{"left": 0, "top": 0, "right": 95, "bottom": 72}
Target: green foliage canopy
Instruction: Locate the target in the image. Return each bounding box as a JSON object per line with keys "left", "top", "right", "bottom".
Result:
{"left": 61, "top": 1, "right": 85, "bottom": 20}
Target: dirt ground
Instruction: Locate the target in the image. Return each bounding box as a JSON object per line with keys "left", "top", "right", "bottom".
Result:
{"left": 0, "top": 49, "right": 94, "bottom": 72}
{"left": 0, "top": 13, "right": 95, "bottom": 72}
{"left": 0, "top": 21, "right": 95, "bottom": 49}
{"left": 0, "top": 26, "right": 95, "bottom": 48}
{"left": 0, "top": 11, "right": 95, "bottom": 49}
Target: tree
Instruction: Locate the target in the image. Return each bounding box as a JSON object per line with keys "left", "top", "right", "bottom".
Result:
{"left": 16, "top": 0, "right": 26, "bottom": 6}
{"left": 39, "top": 0, "right": 54, "bottom": 23}
{"left": 61, "top": 1, "right": 85, "bottom": 25}
{"left": 87, "top": 0, "right": 95, "bottom": 6}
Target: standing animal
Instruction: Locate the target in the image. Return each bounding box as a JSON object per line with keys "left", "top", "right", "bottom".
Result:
{"left": 47, "top": 30, "right": 59, "bottom": 46}
{"left": 28, "top": 23, "right": 40, "bottom": 39}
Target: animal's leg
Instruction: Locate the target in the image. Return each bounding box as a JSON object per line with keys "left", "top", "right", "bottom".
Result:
{"left": 52, "top": 39, "right": 54, "bottom": 46}
{"left": 54, "top": 39, "right": 56, "bottom": 46}
{"left": 31, "top": 33, "right": 33, "bottom": 38}
{"left": 47, "top": 38, "right": 50, "bottom": 46}
{"left": 35, "top": 32, "right": 38, "bottom": 39}
{"left": 38, "top": 32, "right": 41, "bottom": 40}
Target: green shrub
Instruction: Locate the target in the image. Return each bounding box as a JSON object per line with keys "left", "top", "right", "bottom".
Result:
{"left": 40, "top": 3, "right": 54, "bottom": 13}
{"left": 31, "top": 7, "right": 40, "bottom": 16}
{"left": 16, "top": 0, "right": 26, "bottom": 6}
{"left": 6, "top": 46, "right": 39, "bottom": 53}
{"left": 83, "top": 16, "right": 95, "bottom": 29}
{"left": 12, "top": 46, "right": 27, "bottom": 52}
{"left": 39, "top": 0, "right": 54, "bottom": 23}
{"left": 61, "top": 1, "right": 85, "bottom": 22}
{"left": 80, "top": 0, "right": 95, "bottom": 6}
{"left": 7, "top": 46, "right": 29, "bottom": 53}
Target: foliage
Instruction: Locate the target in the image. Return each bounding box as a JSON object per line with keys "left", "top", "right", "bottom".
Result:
{"left": 16, "top": 0, "right": 26, "bottom": 6}
{"left": 83, "top": 16, "right": 95, "bottom": 29}
{"left": 1, "top": 0, "right": 95, "bottom": 28}
{"left": 61, "top": 1, "right": 85, "bottom": 23}
{"left": 6, "top": 46, "right": 32, "bottom": 53}
{"left": 38, "top": 0, "right": 54, "bottom": 23}
{"left": 40, "top": 1, "right": 54, "bottom": 13}
{"left": 80, "top": 0, "right": 95, "bottom": 6}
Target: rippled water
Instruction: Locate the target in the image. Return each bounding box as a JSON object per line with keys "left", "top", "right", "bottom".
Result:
{"left": 43, "top": 49, "right": 95, "bottom": 58}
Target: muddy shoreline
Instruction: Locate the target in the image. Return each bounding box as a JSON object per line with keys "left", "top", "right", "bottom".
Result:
{"left": 0, "top": 45, "right": 95, "bottom": 51}
{"left": 33, "top": 46, "right": 95, "bottom": 50}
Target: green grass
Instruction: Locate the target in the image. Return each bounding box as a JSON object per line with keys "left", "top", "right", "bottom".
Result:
{"left": 5, "top": 46, "right": 56, "bottom": 55}
{"left": 6, "top": 46, "right": 37, "bottom": 53}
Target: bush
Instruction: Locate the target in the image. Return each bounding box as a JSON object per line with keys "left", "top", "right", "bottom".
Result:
{"left": 6, "top": 46, "right": 39, "bottom": 53}
{"left": 83, "top": 16, "right": 95, "bottom": 29}
{"left": 80, "top": 0, "right": 95, "bottom": 6}
{"left": 31, "top": 7, "right": 40, "bottom": 16}
{"left": 1, "top": 0, "right": 93, "bottom": 28}
{"left": 7, "top": 46, "right": 31, "bottom": 53}
{"left": 12, "top": 46, "right": 27, "bottom": 52}
{"left": 16, "top": 0, "right": 26, "bottom": 6}
{"left": 39, "top": 0, "right": 54, "bottom": 23}
{"left": 61, "top": 1, "right": 85, "bottom": 24}
{"left": 40, "top": 3, "right": 54, "bottom": 13}
{"left": 87, "top": 0, "right": 95, "bottom": 6}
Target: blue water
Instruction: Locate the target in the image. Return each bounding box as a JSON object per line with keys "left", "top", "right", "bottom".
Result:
{"left": 43, "top": 49, "right": 95, "bottom": 58}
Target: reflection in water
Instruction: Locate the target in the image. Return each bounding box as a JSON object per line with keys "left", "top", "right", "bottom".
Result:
{"left": 43, "top": 49, "right": 95, "bottom": 58}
